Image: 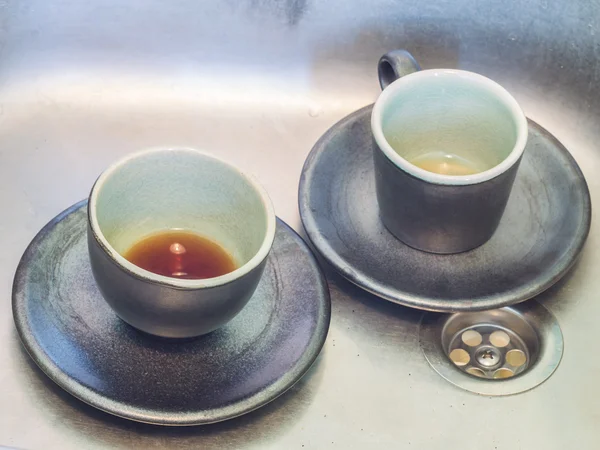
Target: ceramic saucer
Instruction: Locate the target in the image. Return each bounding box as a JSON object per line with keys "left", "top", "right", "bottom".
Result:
{"left": 13, "top": 201, "right": 330, "bottom": 425}
{"left": 299, "top": 105, "right": 590, "bottom": 312}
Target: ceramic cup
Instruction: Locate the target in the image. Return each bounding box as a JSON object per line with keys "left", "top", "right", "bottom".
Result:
{"left": 372, "top": 50, "right": 528, "bottom": 254}
{"left": 88, "top": 148, "right": 276, "bottom": 338}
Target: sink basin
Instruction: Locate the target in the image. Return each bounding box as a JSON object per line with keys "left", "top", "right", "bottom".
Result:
{"left": 1, "top": 0, "right": 599, "bottom": 448}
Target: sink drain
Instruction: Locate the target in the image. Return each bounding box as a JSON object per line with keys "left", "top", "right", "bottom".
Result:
{"left": 445, "top": 317, "right": 535, "bottom": 379}
{"left": 419, "top": 300, "right": 563, "bottom": 396}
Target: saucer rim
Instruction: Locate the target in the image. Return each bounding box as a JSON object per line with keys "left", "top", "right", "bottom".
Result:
{"left": 13, "top": 200, "right": 331, "bottom": 425}
{"left": 299, "top": 104, "right": 591, "bottom": 312}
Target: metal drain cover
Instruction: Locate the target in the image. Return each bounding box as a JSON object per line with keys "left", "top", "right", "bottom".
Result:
{"left": 419, "top": 300, "right": 563, "bottom": 396}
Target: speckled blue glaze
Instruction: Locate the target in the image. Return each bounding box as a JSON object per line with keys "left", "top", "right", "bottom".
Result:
{"left": 13, "top": 201, "right": 331, "bottom": 425}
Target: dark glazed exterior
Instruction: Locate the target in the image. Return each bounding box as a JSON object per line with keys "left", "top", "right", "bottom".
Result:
{"left": 13, "top": 201, "right": 331, "bottom": 425}
{"left": 373, "top": 50, "right": 525, "bottom": 254}
{"left": 374, "top": 145, "right": 522, "bottom": 254}
{"left": 377, "top": 49, "right": 422, "bottom": 89}
{"left": 87, "top": 222, "right": 267, "bottom": 339}
{"left": 298, "top": 105, "right": 590, "bottom": 311}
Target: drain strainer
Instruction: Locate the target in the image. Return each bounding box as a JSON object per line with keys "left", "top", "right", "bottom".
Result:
{"left": 419, "top": 300, "right": 563, "bottom": 396}
{"left": 446, "top": 323, "right": 532, "bottom": 379}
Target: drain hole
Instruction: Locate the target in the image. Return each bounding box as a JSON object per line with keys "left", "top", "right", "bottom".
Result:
{"left": 449, "top": 348, "right": 470, "bottom": 366}
{"left": 461, "top": 330, "right": 482, "bottom": 346}
{"left": 493, "top": 368, "right": 515, "bottom": 379}
{"left": 490, "top": 330, "right": 511, "bottom": 348}
{"left": 506, "top": 349, "right": 527, "bottom": 367}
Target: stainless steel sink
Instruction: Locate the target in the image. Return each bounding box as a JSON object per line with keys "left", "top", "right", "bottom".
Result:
{"left": 1, "top": 0, "right": 599, "bottom": 448}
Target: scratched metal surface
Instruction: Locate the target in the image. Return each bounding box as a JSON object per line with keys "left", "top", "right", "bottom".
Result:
{"left": 0, "top": 0, "right": 599, "bottom": 448}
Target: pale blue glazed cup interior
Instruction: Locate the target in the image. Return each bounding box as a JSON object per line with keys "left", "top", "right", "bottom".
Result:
{"left": 89, "top": 148, "right": 275, "bottom": 287}
{"left": 372, "top": 69, "right": 528, "bottom": 186}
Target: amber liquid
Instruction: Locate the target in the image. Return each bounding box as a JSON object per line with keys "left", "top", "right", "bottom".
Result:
{"left": 409, "top": 151, "right": 485, "bottom": 176}
{"left": 123, "top": 230, "right": 237, "bottom": 280}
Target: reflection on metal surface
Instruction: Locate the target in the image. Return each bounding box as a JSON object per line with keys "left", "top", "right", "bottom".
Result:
{"left": 1, "top": 0, "right": 599, "bottom": 447}
{"left": 420, "top": 300, "right": 564, "bottom": 395}
{"left": 466, "top": 367, "right": 486, "bottom": 378}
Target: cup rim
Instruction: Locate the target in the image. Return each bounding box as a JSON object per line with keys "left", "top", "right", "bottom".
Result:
{"left": 371, "top": 69, "right": 528, "bottom": 186}
{"left": 88, "top": 147, "right": 276, "bottom": 289}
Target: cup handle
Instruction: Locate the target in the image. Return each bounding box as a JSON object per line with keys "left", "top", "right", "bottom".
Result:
{"left": 377, "top": 50, "right": 421, "bottom": 90}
